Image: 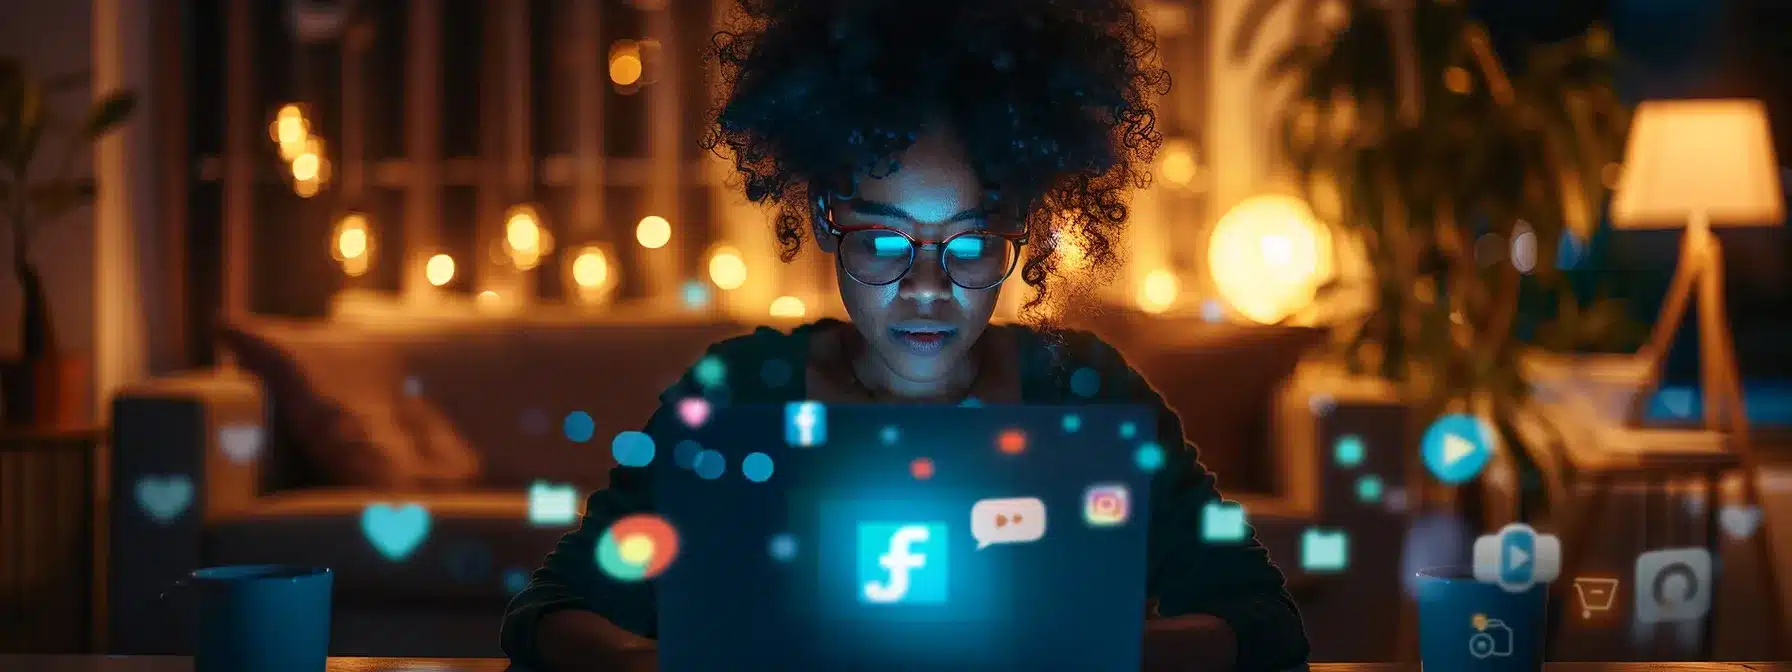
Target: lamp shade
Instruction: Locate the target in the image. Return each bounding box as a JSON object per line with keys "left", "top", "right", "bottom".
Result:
{"left": 1611, "top": 99, "right": 1785, "bottom": 229}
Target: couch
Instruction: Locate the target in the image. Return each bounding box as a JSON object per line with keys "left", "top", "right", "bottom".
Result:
{"left": 106, "top": 311, "right": 1359, "bottom": 657}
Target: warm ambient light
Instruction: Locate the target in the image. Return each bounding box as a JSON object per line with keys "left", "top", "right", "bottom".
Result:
{"left": 503, "top": 205, "right": 551, "bottom": 270}
{"left": 333, "top": 213, "right": 373, "bottom": 277}
{"left": 707, "top": 246, "right": 747, "bottom": 290}
{"left": 1160, "top": 138, "right": 1198, "bottom": 187}
{"left": 636, "top": 215, "right": 672, "bottom": 249}
{"left": 609, "top": 41, "right": 644, "bottom": 87}
{"left": 1137, "top": 269, "right": 1179, "bottom": 314}
{"left": 426, "top": 254, "right": 456, "bottom": 287}
{"left": 769, "top": 295, "right": 807, "bottom": 319}
{"left": 1208, "top": 194, "right": 1333, "bottom": 325}
{"left": 572, "top": 247, "right": 610, "bottom": 289}
{"left": 270, "top": 104, "right": 310, "bottom": 161}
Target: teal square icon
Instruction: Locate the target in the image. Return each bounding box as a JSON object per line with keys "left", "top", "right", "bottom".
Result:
{"left": 1201, "top": 501, "right": 1249, "bottom": 543}
{"left": 1301, "top": 528, "right": 1349, "bottom": 573}
{"left": 856, "top": 522, "right": 948, "bottom": 605}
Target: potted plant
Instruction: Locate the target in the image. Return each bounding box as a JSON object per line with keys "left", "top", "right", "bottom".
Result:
{"left": 1232, "top": 0, "right": 1642, "bottom": 523}
{"left": 0, "top": 58, "right": 136, "bottom": 427}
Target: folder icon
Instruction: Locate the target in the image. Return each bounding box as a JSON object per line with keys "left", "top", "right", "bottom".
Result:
{"left": 1301, "top": 528, "right": 1349, "bottom": 572}
{"left": 1201, "top": 501, "right": 1249, "bottom": 543}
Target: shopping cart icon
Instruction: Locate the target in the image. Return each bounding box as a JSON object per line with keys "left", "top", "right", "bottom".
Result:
{"left": 1572, "top": 577, "right": 1620, "bottom": 618}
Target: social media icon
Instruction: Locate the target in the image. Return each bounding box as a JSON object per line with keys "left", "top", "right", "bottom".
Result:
{"left": 1301, "top": 528, "right": 1349, "bottom": 572}
{"left": 1472, "top": 523, "right": 1560, "bottom": 592}
{"left": 1083, "top": 484, "right": 1131, "bottom": 527}
{"left": 1633, "top": 547, "right": 1712, "bottom": 624}
{"left": 1467, "top": 614, "right": 1515, "bottom": 659}
{"left": 857, "top": 522, "right": 948, "bottom": 605}
{"left": 1421, "top": 413, "right": 1497, "bottom": 484}
{"left": 970, "top": 497, "right": 1047, "bottom": 549}
{"left": 527, "top": 482, "right": 580, "bottom": 526}
{"left": 785, "top": 401, "right": 826, "bottom": 447}
{"left": 1201, "top": 501, "right": 1248, "bottom": 543}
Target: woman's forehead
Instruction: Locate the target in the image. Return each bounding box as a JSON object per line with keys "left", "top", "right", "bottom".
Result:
{"left": 854, "top": 132, "right": 984, "bottom": 222}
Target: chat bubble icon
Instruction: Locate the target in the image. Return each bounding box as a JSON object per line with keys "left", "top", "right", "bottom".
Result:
{"left": 971, "top": 497, "right": 1047, "bottom": 549}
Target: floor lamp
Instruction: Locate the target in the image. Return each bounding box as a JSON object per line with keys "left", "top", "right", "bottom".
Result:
{"left": 1610, "top": 98, "right": 1788, "bottom": 646}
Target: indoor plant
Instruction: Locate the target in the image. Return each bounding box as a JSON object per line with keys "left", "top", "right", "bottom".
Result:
{"left": 1233, "top": 0, "right": 1641, "bottom": 522}
{"left": 0, "top": 58, "right": 136, "bottom": 426}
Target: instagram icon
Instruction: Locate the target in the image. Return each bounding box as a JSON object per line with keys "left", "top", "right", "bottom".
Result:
{"left": 1082, "top": 484, "right": 1131, "bottom": 527}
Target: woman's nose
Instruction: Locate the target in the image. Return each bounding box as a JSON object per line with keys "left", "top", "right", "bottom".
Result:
{"left": 898, "top": 249, "right": 951, "bottom": 303}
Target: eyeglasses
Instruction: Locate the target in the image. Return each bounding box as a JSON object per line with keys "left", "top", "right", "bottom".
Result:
{"left": 817, "top": 199, "right": 1027, "bottom": 290}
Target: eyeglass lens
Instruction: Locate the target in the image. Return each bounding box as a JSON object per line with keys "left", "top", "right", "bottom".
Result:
{"left": 839, "top": 229, "right": 1016, "bottom": 288}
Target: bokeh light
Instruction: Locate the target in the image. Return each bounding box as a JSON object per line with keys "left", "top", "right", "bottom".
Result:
{"left": 563, "top": 411, "right": 596, "bottom": 443}
{"left": 609, "top": 40, "right": 644, "bottom": 88}
{"left": 997, "top": 429, "right": 1027, "bottom": 455}
{"left": 1334, "top": 435, "right": 1366, "bottom": 467}
{"left": 707, "top": 246, "right": 748, "bottom": 290}
{"left": 1070, "top": 367, "right": 1101, "bottom": 398}
{"left": 681, "top": 280, "right": 712, "bottom": 309}
{"left": 880, "top": 425, "right": 900, "bottom": 445}
{"left": 693, "top": 356, "right": 726, "bottom": 389}
{"left": 595, "top": 514, "right": 679, "bottom": 582}
{"left": 768, "top": 533, "right": 798, "bottom": 562}
{"left": 1119, "top": 421, "right": 1137, "bottom": 439}
{"left": 1356, "top": 475, "right": 1383, "bottom": 503}
{"left": 769, "top": 295, "right": 807, "bottom": 319}
{"left": 673, "top": 440, "right": 703, "bottom": 470}
{"left": 1137, "top": 269, "right": 1179, "bottom": 314}
{"left": 611, "top": 431, "right": 656, "bottom": 468}
{"left": 1208, "top": 194, "right": 1333, "bottom": 324}
{"left": 333, "top": 212, "right": 373, "bottom": 277}
{"left": 571, "top": 247, "right": 609, "bottom": 289}
{"left": 425, "top": 253, "right": 456, "bottom": 286}
{"left": 636, "top": 215, "right": 672, "bottom": 249}
{"left": 909, "top": 457, "right": 935, "bottom": 480}
{"left": 1134, "top": 442, "right": 1165, "bottom": 472}
{"left": 1061, "top": 413, "right": 1082, "bottom": 433}
{"left": 693, "top": 449, "right": 726, "bottom": 480}
{"left": 741, "top": 452, "right": 775, "bottom": 483}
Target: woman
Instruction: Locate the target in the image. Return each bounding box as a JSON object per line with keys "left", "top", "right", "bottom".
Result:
{"left": 503, "top": 1, "right": 1310, "bottom": 669}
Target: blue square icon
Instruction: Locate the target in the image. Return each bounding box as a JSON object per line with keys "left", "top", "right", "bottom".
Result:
{"left": 785, "top": 401, "right": 826, "bottom": 447}
{"left": 856, "top": 522, "right": 948, "bottom": 605}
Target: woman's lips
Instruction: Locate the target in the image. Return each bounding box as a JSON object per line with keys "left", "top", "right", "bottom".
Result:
{"left": 890, "top": 328, "right": 956, "bottom": 356}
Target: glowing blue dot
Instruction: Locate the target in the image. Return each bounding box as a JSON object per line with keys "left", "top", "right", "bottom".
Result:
{"left": 1334, "top": 435, "right": 1366, "bottom": 468}
{"left": 1135, "top": 442, "right": 1166, "bottom": 472}
{"left": 1356, "top": 475, "right": 1384, "bottom": 503}
{"left": 1070, "top": 367, "right": 1101, "bottom": 398}
{"left": 741, "top": 452, "right": 774, "bottom": 483}
{"left": 1119, "top": 421, "right": 1138, "bottom": 439}
{"left": 760, "top": 359, "right": 794, "bottom": 388}
{"left": 611, "top": 431, "right": 656, "bottom": 467}
{"left": 880, "top": 426, "right": 901, "bottom": 445}
{"left": 674, "top": 440, "right": 703, "bottom": 470}
{"left": 768, "top": 533, "right": 798, "bottom": 562}
{"left": 563, "top": 411, "right": 596, "bottom": 443}
{"left": 1061, "top": 413, "right": 1082, "bottom": 433}
{"left": 693, "top": 450, "right": 726, "bottom": 480}
{"left": 959, "top": 396, "right": 984, "bottom": 407}
{"left": 693, "top": 356, "right": 726, "bottom": 389}
{"left": 681, "top": 280, "right": 712, "bottom": 309}
{"left": 502, "top": 568, "right": 529, "bottom": 595}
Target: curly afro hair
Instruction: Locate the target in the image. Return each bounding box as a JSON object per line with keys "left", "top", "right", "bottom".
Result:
{"left": 701, "top": 0, "right": 1170, "bottom": 315}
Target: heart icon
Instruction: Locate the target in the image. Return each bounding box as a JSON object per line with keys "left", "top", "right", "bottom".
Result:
{"left": 1720, "top": 505, "right": 1762, "bottom": 540}
{"left": 217, "top": 424, "right": 264, "bottom": 464}
{"left": 677, "top": 397, "right": 710, "bottom": 428}
{"left": 361, "top": 503, "right": 432, "bottom": 561}
{"left": 135, "top": 475, "right": 194, "bottom": 524}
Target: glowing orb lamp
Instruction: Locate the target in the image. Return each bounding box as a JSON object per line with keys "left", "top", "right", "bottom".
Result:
{"left": 1208, "top": 194, "right": 1333, "bottom": 324}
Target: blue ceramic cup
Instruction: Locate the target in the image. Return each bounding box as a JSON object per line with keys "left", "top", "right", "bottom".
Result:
{"left": 1414, "top": 566, "right": 1548, "bottom": 671}
{"left": 188, "top": 565, "right": 333, "bottom": 672}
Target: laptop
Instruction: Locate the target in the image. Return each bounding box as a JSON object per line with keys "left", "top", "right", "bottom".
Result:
{"left": 655, "top": 403, "right": 1157, "bottom": 671}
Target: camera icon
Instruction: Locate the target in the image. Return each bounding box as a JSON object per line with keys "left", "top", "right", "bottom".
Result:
{"left": 1468, "top": 619, "right": 1514, "bottom": 659}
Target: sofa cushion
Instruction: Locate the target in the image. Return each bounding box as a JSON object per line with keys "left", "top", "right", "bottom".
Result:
{"left": 220, "top": 321, "right": 481, "bottom": 489}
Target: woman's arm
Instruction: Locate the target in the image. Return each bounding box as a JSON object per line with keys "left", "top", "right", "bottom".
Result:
{"left": 500, "top": 403, "right": 680, "bottom": 671}
{"left": 1139, "top": 393, "right": 1311, "bottom": 672}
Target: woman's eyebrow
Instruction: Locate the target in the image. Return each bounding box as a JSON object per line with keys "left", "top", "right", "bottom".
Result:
{"left": 846, "top": 198, "right": 987, "bottom": 223}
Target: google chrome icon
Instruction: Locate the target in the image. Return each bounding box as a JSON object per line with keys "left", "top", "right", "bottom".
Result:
{"left": 596, "top": 514, "right": 680, "bottom": 582}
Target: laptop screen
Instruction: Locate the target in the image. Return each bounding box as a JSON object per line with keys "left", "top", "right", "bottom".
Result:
{"left": 655, "top": 403, "right": 1157, "bottom": 670}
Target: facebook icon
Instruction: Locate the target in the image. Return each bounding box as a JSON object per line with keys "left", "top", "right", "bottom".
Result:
{"left": 785, "top": 401, "right": 826, "bottom": 448}
{"left": 857, "top": 522, "right": 949, "bottom": 605}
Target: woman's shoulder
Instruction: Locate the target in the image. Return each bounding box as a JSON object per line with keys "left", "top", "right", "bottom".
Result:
{"left": 667, "top": 319, "right": 840, "bottom": 402}
{"left": 1003, "top": 323, "right": 1150, "bottom": 400}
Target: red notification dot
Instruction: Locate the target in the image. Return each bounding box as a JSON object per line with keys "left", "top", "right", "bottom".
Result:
{"left": 910, "top": 457, "right": 935, "bottom": 480}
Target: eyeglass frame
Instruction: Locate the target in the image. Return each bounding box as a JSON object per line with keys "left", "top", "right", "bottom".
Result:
{"left": 812, "top": 194, "right": 1029, "bottom": 290}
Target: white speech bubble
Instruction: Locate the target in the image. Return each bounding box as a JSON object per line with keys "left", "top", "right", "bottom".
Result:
{"left": 970, "top": 497, "right": 1047, "bottom": 549}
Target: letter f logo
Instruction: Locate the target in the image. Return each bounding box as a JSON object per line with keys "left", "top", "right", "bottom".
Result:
{"left": 857, "top": 522, "right": 948, "bottom": 605}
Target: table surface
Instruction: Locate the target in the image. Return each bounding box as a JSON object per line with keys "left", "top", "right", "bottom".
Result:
{"left": 0, "top": 658, "right": 1786, "bottom": 671}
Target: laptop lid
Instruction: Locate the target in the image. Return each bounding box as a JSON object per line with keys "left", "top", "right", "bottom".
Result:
{"left": 656, "top": 403, "right": 1157, "bottom": 671}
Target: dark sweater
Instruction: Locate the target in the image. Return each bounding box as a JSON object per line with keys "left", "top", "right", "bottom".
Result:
{"left": 502, "top": 320, "right": 1310, "bottom": 670}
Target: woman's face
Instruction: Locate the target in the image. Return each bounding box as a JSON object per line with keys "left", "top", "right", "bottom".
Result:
{"left": 812, "top": 130, "right": 1013, "bottom": 393}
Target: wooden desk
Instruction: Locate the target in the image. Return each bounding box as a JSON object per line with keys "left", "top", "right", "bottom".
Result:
{"left": 0, "top": 658, "right": 1783, "bottom": 672}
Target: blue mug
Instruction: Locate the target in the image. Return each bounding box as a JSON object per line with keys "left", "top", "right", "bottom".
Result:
{"left": 184, "top": 565, "right": 333, "bottom": 672}
{"left": 1414, "top": 566, "right": 1548, "bottom": 671}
